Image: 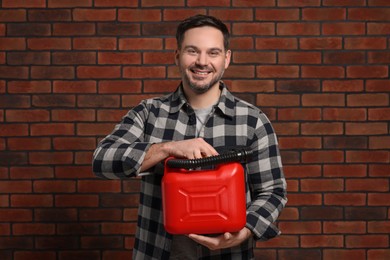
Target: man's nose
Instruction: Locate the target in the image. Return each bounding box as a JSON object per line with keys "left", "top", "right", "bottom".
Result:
{"left": 195, "top": 52, "right": 208, "bottom": 66}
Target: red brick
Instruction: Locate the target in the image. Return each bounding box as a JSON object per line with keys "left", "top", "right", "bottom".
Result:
{"left": 98, "top": 22, "right": 140, "bottom": 36}
{"left": 256, "top": 8, "right": 299, "bottom": 21}
{"left": 346, "top": 235, "right": 389, "bottom": 248}
{"left": 118, "top": 9, "right": 161, "bottom": 22}
{"left": 303, "top": 8, "right": 346, "bottom": 20}
{"left": 224, "top": 65, "right": 255, "bottom": 78}
{"left": 55, "top": 195, "right": 99, "bottom": 207}
{"left": 257, "top": 94, "right": 300, "bottom": 107}
{"left": 14, "top": 251, "right": 56, "bottom": 260}
{"left": 257, "top": 65, "right": 299, "bottom": 78}
{"left": 302, "top": 94, "right": 345, "bottom": 106}
{"left": 345, "top": 37, "right": 387, "bottom": 49}
{"left": 324, "top": 136, "right": 367, "bottom": 149}
{"left": 346, "top": 123, "right": 388, "bottom": 135}
{"left": 11, "top": 194, "right": 53, "bottom": 207}
{"left": 33, "top": 180, "right": 76, "bottom": 193}
{"left": 102, "top": 223, "right": 136, "bottom": 235}
{"left": 57, "top": 223, "right": 100, "bottom": 235}
{"left": 348, "top": 93, "right": 389, "bottom": 106}
{"left": 367, "top": 163, "right": 389, "bottom": 179}
{"left": 368, "top": 23, "right": 390, "bottom": 35}
{"left": 301, "top": 235, "right": 344, "bottom": 248}
{"left": 323, "top": 0, "right": 365, "bottom": 6}
{"left": 301, "top": 179, "right": 344, "bottom": 192}
{"left": 0, "top": 10, "right": 26, "bottom": 22}
{"left": 30, "top": 123, "right": 75, "bottom": 136}
{"left": 302, "top": 66, "right": 344, "bottom": 78}
{"left": 0, "top": 181, "right": 31, "bottom": 193}
{"left": 325, "top": 193, "right": 366, "bottom": 206}
{"left": 256, "top": 37, "right": 297, "bottom": 50}
{"left": 13, "top": 224, "right": 55, "bottom": 235}
{"left": 10, "top": 166, "right": 54, "bottom": 179}
{"left": 324, "top": 221, "right": 366, "bottom": 234}
{"left": 366, "top": 79, "right": 390, "bottom": 92}
{"left": 0, "top": 124, "right": 28, "bottom": 136}
{"left": 278, "top": 51, "right": 320, "bottom": 64}
{"left": 59, "top": 251, "right": 100, "bottom": 259}
{"left": 280, "top": 221, "right": 321, "bottom": 234}
{"left": 7, "top": 23, "right": 51, "bottom": 36}
{"left": 77, "top": 66, "right": 121, "bottom": 79}
{"left": 323, "top": 80, "right": 364, "bottom": 92}
{"left": 29, "top": 152, "right": 74, "bottom": 165}
{"left": 142, "top": 0, "right": 183, "bottom": 7}
{"left": 119, "top": 38, "right": 163, "bottom": 50}
{"left": 231, "top": 37, "right": 254, "bottom": 50}
{"left": 123, "top": 66, "right": 165, "bottom": 79}
{"left": 52, "top": 51, "right": 96, "bottom": 65}
{"left": 53, "top": 137, "right": 96, "bottom": 150}
{"left": 209, "top": 9, "right": 254, "bottom": 21}
{"left": 28, "top": 9, "right": 71, "bottom": 21}
{"left": 8, "top": 80, "right": 51, "bottom": 93}
{"left": 347, "top": 65, "right": 388, "bottom": 78}
{"left": 301, "top": 122, "right": 343, "bottom": 135}
{"left": 324, "top": 165, "right": 367, "bottom": 177}
{"left": 8, "top": 137, "right": 51, "bottom": 151}
{"left": 78, "top": 180, "right": 121, "bottom": 193}
{"left": 347, "top": 151, "right": 389, "bottom": 163}
{"left": 32, "top": 95, "right": 75, "bottom": 107}
{"left": 369, "top": 136, "right": 390, "bottom": 149}
{"left": 347, "top": 179, "right": 388, "bottom": 192}
{"left": 73, "top": 37, "right": 117, "bottom": 50}
{"left": 95, "top": 0, "right": 138, "bottom": 7}
{"left": 31, "top": 66, "right": 74, "bottom": 79}
{"left": 99, "top": 52, "right": 141, "bottom": 64}
{"left": 323, "top": 22, "right": 365, "bottom": 35}
{"left": 0, "top": 66, "right": 29, "bottom": 79}
{"left": 368, "top": 250, "right": 390, "bottom": 260}
{"left": 28, "top": 38, "right": 71, "bottom": 50}
{"left": 369, "top": 193, "right": 390, "bottom": 206}
{"left": 232, "top": 22, "right": 274, "bottom": 36}
{"left": 98, "top": 80, "right": 142, "bottom": 94}
{"left": 284, "top": 165, "right": 322, "bottom": 178}
{"left": 35, "top": 236, "right": 78, "bottom": 249}
{"left": 103, "top": 251, "right": 133, "bottom": 260}
{"left": 7, "top": 51, "right": 50, "bottom": 65}
{"left": 53, "top": 23, "right": 95, "bottom": 36}
{"left": 77, "top": 123, "right": 117, "bottom": 136}
{"left": 300, "top": 37, "right": 342, "bottom": 50}
{"left": 324, "top": 51, "right": 365, "bottom": 65}
{"left": 230, "top": 80, "right": 275, "bottom": 93}
{"left": 2, "top": 0, "right": 45, "bottom": 8}
{"left": 52, "top": 109, "right": 95, "bottom": 122}
{"left": 302, "top": 150, "right": 344, "bottom": 163}
{"left": 73, "top": 8, "right": 116, "bottom": 21}
{"left": 323, "top": 108, "right": 366, "bottom": 121}
{"left": 0, "top": 209, "right": 32, "bottom": 222}
{"left": 278, "top": 23, "right": 320, "bottom": 36}
{"left": 287, "top": 193, "right": 322, "bottom": 206}
{"left": 273, "top": 122, "right": 299, "bottom": 136}
{"left": 348, "top": 8, "right": 390, "bottom": 21}
{"left": 55, "top": 166, "right": 93, "bottom": 179}
{"left": 53, "top": 80, "right": 96, "bottom": 93}
{"left": 0, "top": 38, "right": 25, "bottom": 50}
{"left": 48, "top": 0, "right": 92, "bottom": 7}
{"left": 78, "top": 95, "right": 120, "bottom": 108}
{"left": 279, "top": 137, "right": 321, "bottom": 149}
{"left": 368, "top": 51, "right": 390, "bottom": 64}
{"left": 6, "top": 109, "right": 49, "bottom": 122}
{"left": 80, "top": 209, "right": 122, "bottom": 221}
{"left": 97, "top": 109, "right": 128, "bottom": 122}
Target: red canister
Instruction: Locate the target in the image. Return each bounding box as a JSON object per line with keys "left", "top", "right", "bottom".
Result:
{"left": 162, "top": 160, "right": 246, "bottom": 234}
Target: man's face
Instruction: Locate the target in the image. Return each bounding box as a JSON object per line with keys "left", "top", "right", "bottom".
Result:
{"left": 175, "top": 26, "right": 231, "bottom": 94}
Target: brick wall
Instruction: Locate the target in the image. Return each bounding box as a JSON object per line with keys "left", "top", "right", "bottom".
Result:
{"left": 1, "top": 0, "right": 389, "bottom": 259}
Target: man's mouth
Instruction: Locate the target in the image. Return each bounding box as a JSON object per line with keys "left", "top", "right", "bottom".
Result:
{"left": 190, "top": 68, "right": 212, "bottom": 76}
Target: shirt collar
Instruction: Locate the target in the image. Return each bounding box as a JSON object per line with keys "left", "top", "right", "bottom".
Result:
{"left": 169, "top": 81, "right": 235, "bottom": 119}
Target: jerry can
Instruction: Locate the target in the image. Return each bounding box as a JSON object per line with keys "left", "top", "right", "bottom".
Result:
{"left": 162, "top": 160, "right": 246, "bottom": 235}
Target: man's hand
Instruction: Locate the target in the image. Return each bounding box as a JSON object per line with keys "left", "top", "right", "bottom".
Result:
{"left": 140, "top": 138, "right": 218, "bottom": 172}
{"left": 188, "top": 227, "right": 252, "bottom": 251}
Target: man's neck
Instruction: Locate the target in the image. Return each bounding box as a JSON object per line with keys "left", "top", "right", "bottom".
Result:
{"left": 184, "top": 83, "right": 221, "bottom": 109}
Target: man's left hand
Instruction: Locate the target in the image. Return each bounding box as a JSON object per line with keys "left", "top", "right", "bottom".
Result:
{"left": 188, "top": 227, "right": 252, "bottom": 251}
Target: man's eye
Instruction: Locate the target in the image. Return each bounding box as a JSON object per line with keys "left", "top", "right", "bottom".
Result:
{"left": 187, "top": 49, "right": 197, "bottom": 54}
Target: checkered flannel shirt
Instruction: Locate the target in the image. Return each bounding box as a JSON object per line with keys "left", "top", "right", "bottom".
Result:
{"left": 93, "top": 82, "right": 287, "bottom": 260}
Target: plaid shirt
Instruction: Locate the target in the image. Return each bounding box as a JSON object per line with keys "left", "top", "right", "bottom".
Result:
{"left": 93, "top": 82, "right": 287, "bottom": 260}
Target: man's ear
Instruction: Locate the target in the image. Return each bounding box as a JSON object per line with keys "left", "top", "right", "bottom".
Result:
{"left": 224, "top": 50, "right": 232, "bottom": 69}
{"left": 174, "top": 50, "right": 180, "bottom": 65}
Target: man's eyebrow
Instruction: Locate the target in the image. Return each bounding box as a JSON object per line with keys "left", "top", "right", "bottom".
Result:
{"left": 183, "top": 45, "right": 223, "bottom": 52}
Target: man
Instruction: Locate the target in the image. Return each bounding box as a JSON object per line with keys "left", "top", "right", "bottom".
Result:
{"left": 93, "top": 14, "right": 287, "bottom": 259}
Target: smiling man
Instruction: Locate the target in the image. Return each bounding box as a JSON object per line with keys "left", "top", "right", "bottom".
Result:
{"left": 93, "top": 14, "right": 287, "bottom": 260}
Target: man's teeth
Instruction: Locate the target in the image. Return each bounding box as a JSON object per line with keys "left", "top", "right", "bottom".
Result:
{"left": 194, "top": 71, "right": 208, "bottom": 75}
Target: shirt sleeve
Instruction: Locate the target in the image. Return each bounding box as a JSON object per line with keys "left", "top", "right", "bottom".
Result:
{"left": 245, "top": 112, "right": 287, "bottom": 241}
{"left": 92, "top": 101, "right": 153, "bottom": 179}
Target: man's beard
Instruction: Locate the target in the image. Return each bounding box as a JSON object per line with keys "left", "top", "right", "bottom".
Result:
{"left": 183, "top": 66, "right": 225, "bottom": 94}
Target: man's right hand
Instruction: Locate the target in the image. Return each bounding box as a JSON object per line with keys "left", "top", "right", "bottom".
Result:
{"left": 140, "top": 138, "right": 218, "bottom": 172}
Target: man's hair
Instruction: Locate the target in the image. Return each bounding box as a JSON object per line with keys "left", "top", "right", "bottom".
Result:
{"left": 176, "top": 14, "right": 230, "bottom": 51}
